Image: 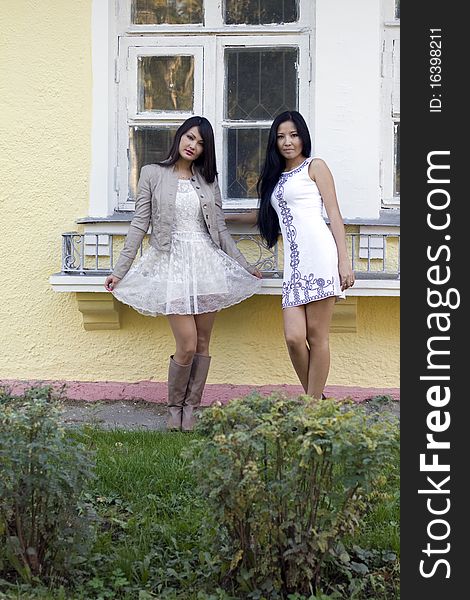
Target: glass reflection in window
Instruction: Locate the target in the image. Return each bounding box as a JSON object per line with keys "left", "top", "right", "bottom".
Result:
{"left": 132, "top": 0, "right": 203, "bottom": 25}
{"left": 226, "top": 128, "right": 269, "bottom": 199}
{"left": 394, "top": 122, "right": 400, "bottom": 196}
{"left": 226, "top": 47, "right": 297, "bottom": 120}
{"left": 129, "top": 126, "right": 178, "bottom": 200}
{"left": 225, "top": 0, "right": 297, "bottom": 25}
{"left": 138, "top": 55, "right": 194, "bottom": 112}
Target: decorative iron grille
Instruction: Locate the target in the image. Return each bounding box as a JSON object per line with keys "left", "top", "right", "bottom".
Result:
{"left": 60, "top": 232, "right": 400, "bottom": 280}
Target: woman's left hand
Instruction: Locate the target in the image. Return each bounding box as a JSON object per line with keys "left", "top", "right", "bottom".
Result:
{"left": 104, "top": 274, "right": 121, "bottom": 292}
{"left": 252, "top": 268, "right": 263, "bottom": 279}
{"left": 339, "top": 261, "right": 355, "bottom": 291}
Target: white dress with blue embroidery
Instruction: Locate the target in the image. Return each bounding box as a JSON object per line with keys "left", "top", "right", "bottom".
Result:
{"left": 271, "top": 158, "right": 345, "bottom": 309}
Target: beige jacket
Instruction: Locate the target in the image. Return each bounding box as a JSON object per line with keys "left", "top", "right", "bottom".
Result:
{"left": 112, "top": 164, "right": 254, "bottom": 279}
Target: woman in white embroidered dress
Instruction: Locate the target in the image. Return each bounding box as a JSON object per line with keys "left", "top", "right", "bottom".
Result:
{"left": 256, "top": 110, "right": 354, "bottom": 399}
{"left": 104, "top": 116, "right": 262, "bottom": 431}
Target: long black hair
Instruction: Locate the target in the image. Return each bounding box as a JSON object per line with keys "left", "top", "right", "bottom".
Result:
{"left": 157, "top": 116, "right": 218, "bottom": 183}
{"left": 256, "top": 111, "right": 312, "bottom": 248}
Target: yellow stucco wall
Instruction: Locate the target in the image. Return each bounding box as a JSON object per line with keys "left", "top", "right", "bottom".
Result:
{"left": 0, "top": 1, "right": 399, "bottom": 389}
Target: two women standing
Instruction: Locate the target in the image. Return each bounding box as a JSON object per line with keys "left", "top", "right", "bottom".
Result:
{"left": 106, "top": 110, "right": 354, "bottom": 426}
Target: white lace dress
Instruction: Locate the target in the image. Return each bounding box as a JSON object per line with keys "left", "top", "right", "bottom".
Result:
{"left": 113, "top": 179, "right": 261, "bottom": 316}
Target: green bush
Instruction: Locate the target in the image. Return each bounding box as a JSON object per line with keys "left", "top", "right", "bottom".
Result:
{"left": 186, "top": 393, "right": 399, "bottom": 599}
{"left": 0, "top": 386, "right": 97, "bottom": 584}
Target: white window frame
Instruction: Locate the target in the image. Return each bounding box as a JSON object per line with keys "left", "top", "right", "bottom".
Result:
{"left": 118, "top": 0, "right": 313, "bottom": 33}
{"left": 381, "top": 2, "right": 400, "bottom": 207}
{"left": 117, "top": 37, "right": 206, "bottom": 208}
{"left": 89, "top": 0, "right": 314, "bottom": 216}
{"left": 125, "top": 43, "right": 204, "bottom": 120}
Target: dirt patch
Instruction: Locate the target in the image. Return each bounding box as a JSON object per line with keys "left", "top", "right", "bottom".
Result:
{"left": 59, "top": 400, "right": 168, "bottom": 431}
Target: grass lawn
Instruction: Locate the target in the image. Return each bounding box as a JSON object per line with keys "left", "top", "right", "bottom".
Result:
{"left": 91, "top": 426, "right": 398, "bottom": 599}
{"left": 1, "top": 424, "right": 399, "bottom": 600}
{"left": 77, "top": 428, "right": 209, "bottom": 599}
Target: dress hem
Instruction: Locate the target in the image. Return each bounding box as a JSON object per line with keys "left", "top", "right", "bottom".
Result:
{"left": 282, "top": 292, "right": 345, "bottom": 309}
{"left": 112, "top": 285, "right": 261, "bottom": 317}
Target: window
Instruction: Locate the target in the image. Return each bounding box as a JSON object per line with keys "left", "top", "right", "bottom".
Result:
{"left": 220, "top": 38, "right": 309, "bottom": 207}
{"left": 117, "top": 38, "right": 204, "bottom": 205}
{"left": 381, "top": 0, "right": 400, "bottom": 206}
{"left": 225, "top": 0, "right": 298, "bottom": 25}
{"left": 114, "top": 0, "right": 312, "bottom": 210}
{"left": 132, "top": 0, "right": 203, "bottom": 25}
{"left": 393, "top": 120, "right": 400, "bottom": 196}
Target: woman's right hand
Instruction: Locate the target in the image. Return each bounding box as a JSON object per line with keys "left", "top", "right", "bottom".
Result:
{"left": 104, "top": 274, "right": 121, "bottom": 292}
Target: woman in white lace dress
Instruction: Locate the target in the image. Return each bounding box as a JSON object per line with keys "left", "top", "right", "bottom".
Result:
{"left": 256, "top": 111, "right": 354, "bottom": 399}
{"left": 104, "top": 117, "right": 262, "bottom": 431}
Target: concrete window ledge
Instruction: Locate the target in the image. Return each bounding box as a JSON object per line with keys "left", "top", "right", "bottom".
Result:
{"left": 76, "top": 293, "right": 121, "bottom": 331}
{"left": 49, "top": 273, "right": 399, "bottom": 296}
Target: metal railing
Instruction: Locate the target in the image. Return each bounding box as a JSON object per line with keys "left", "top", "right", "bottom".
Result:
{"left": 61, "top": 231, "right": 400, "bottom": 280}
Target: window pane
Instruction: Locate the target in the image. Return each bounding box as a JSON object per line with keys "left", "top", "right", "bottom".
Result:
{"left": 226, "top": 48, "right": 297, "bottom": 120}
{"left": 138, "top": 55, "right": 194, "bottom": 112}
{"left": 394, "top": 122, "right": 400, "bottom": 196}
{"left": 226, "top": 128, "right": 269, "bottom": 199}
{"left": 132, "top": 0, "right": 203, "bottom": 25}
{"left": 395, "top": 0, "right": 400, "bottom": 19}
{"left": 129, "top": 126, "right": 178, "bottom": 200}
{"left": 225, "top": 0, "right": 297, "bottom": 24}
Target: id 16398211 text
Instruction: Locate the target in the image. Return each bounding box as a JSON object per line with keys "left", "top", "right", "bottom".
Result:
{"left": 429, "top": 29, "right": 442, "bottom": 113}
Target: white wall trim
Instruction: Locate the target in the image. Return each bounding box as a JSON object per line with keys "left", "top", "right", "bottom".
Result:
{"left": 315, "top": 0, "right": 382, "bottom": 220}
{"left": 50, "top": 274, "right": 400, "bottom": 296}
{"left": 89, "top": 0, "right": 117, "bottom": 217}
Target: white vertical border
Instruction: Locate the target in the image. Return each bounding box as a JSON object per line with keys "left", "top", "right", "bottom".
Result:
{"left": 202, "top": 35, "right": 218, "bottom": 173}
{"left": 314, "top": 0, "right": 382, "bottom": 220}
{"left": 89, "top": 0, "right": 118, "bottom": 217}
{"left": 381, "top": 19, "right": 400, "bottom": 206}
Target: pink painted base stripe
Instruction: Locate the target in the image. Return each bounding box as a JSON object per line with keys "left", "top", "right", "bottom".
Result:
{"left": 1, "top": 379, "right": 399, "bottom": 405}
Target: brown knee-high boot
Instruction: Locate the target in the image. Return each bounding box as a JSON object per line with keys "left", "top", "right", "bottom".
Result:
{"left": 167, "top": 356, "right": 193, "bottom": 431}
{"left": 182, "top": 353, "right": 211, "bottom": 432}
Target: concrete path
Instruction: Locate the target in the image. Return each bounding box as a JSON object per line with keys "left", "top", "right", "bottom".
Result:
{"left": 55, "top": 384, "right": 399, "bottom": 431}
{"left": 2, "top": 379, "right": 400, "bottom": 431}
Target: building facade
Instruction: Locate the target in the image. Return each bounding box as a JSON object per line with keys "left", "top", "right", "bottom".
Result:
{"left": 0, "top": 0, "right": 399, "bottom": 392}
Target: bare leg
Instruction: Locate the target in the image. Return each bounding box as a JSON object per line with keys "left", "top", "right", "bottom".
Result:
{"left": 305, "top": 297, "right": 336, "bottom": 399}
{"left": 194, "top": 311, "right": 217, "bottom": 356}
{"left": 166, "top": 315, "right": 198, "bottom": 365}
{"left": 282, "top": 306, "right": 310, "bottom": 393}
